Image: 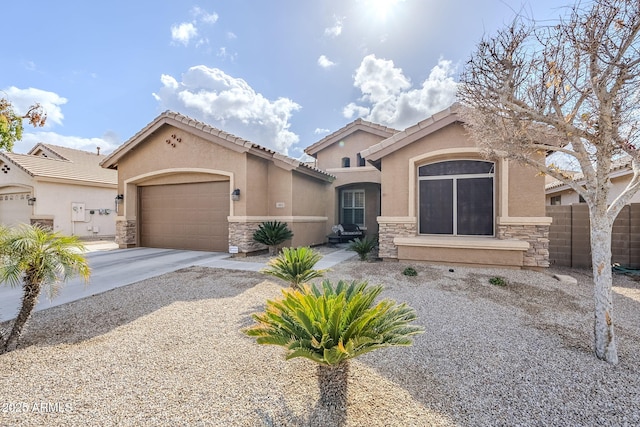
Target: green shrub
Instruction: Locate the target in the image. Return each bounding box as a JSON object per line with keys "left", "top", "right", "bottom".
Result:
{"left": 489, "top": 276, "right": 507, "bottom": 286}
{"left": 402, "top": 267, "right": 418, "bottom": 276}
{"left": 261, "top": 246, "right": 327, "bottom": 289}
{"left": 348, "top": 235, "right": 378, "bottom": 261}
{"left": 244, "top": 279, "right": 423, "bottom": 415}
{"left": 252, "top": 221, "right": 294, "bottom": 255}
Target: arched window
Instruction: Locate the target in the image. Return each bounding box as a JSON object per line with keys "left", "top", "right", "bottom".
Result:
{"left": 418, "top": 160, "right": 494, "bottom": 236}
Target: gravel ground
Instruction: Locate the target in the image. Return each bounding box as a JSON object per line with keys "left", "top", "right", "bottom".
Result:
{"left": 1, "top": 258, "right": 639, "bottom": 426}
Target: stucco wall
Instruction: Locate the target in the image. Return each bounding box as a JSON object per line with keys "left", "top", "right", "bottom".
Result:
{"left": 316, "top": 130, "right": 387, "bottom": 170}
{"left": 33, "top": 181, "right": 116, "bottom": 237}
{"left": 508, "top": 159, "right": 546, "bottom": 217}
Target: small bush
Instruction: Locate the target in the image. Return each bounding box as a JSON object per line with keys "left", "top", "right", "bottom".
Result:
{"left": 252, "top": 221, "right": 294, "bottom": 255}
{"left": 348, "top": 235, "right": 378, "bottom": 261}
{"left": 402, "top": 267, "right": 418, "bottom": 276}
{"left": 489, "top": 276, "right": 507, "bottom": 286}
{"left": 260, "top": 246, "right": 326, "bottom": 289}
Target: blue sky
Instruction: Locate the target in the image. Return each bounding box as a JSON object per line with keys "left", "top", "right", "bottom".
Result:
{"left": 3, "top": 0, "right": 567, "bottom": 158}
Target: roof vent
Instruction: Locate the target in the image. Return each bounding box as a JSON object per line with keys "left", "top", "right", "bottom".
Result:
{"left": 96, "top": 146, "right": 101, "bottom": 155}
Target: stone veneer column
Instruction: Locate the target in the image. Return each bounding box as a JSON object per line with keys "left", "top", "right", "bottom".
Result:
{"left": 228, "top": 221, "right": 268, "bottom": 254}
{"left": 497, "top": 222, "right": 551, "bottom": 268}
{"left": 377, "top": 218, "right": 417, "bottom": 260}
{"left": 116, "top": 219, "right": 136, "bottom": 248}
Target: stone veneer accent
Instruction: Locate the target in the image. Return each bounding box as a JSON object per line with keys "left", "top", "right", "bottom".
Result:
{"left": 497, "top": 223, "right": 550, "bottom": 268}
{"left": 116, "top": 219, "right": 137, "bottom": 248}
{"left": 228, "top": 221, "right": 268, "bottom": 254}
{"left": 378, "top": 221, "right": 417, "bottom": 259}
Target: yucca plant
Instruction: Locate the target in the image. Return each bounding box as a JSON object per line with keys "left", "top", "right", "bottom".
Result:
{"left": 252, "top": 221, "right": 294, "bottom": 255}
{"left": 0, "top": 224, "right": 90, "bottom": 353}
{"left": 244, "top": 279, "right": 423, "bottom": 421}
{"left": 348, "top": 235, "right": 378, "bottom": 261}
{"left": 260, "top": 246, "right": 327, "bottom": 289}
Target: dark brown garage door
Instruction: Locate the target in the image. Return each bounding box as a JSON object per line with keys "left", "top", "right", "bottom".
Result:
{"left": 139, "top": 181, "right": 229, "bottom": 251}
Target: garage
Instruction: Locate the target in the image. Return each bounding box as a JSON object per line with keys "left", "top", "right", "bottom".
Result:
{"left": 0, "top": 191, "right": 32, "bottom": 227}
{"left": 139, "top": 181, "right": 229, "bottom": 251}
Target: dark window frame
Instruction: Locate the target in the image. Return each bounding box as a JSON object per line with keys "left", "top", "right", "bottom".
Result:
{"left": 418, "top": 160, "right": 495, "bottom": 236}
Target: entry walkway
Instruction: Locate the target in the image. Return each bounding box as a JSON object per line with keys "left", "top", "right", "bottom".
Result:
{"left": 0, "top": 245, "right": 356, "bottom": 322}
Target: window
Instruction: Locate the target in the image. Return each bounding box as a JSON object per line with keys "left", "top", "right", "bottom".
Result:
{"left": 550, "top": 195, "right": 561, "bottom": 205}
{"left": 341, "top": 189, "right": 365, "bottom": 226}
{"left": 357, "top": 153, "right": 366, "bottom": 167}
{"left": 341, "top": 157, "right": 351, "bottom": 168}
{"left": 418, "top": 160, "right": 494, "bottom": 236}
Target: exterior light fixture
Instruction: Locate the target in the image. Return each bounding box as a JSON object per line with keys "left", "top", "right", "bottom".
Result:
{"left": 115, "top": 194, "right": 124, "bottom": 211}
{"left": 231, "top": 189, "right": 240, "bottom": 201}
{"left": 27, "top": 197, "right": 36, "bottom": 206}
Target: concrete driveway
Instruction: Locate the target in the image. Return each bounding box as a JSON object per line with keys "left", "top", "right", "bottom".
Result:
{"left": 0, "top": 244, "right": 356, "bottom": 323}
{"left": 0, "top": 246, "right": 263, "bottom": 323}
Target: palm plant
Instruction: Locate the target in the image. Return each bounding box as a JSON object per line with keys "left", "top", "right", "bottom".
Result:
{"left": 348, "top": 235, "right": 378, "bottom": 261}
{"left": 244, "top": 279, "right": 423, "bottom": 422}
{"left": 260, "top": 246, "right": 327, "bottom": 289}
{"left": 0, "top": 224, "right": 90, "bottom": 353}
{"left": 252, "top": 221, "right": 294, "bottom": 255}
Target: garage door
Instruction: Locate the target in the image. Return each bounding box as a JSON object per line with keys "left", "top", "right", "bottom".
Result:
{"left": 0, "top": 191, "right": 32, "bottom": 227}
{"left": 139, "top": 181, "right": 229, "bottom": 251}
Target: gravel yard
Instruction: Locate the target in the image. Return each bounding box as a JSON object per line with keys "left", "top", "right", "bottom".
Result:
{"left": 1, "top": 257, "right": 639, "bottom": 426}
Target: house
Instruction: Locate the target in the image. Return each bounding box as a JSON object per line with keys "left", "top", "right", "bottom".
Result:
{"left": 304, "top": 118, "right": 398, "bottom": 236}
{"left": 360, "top": 104, "right": 551, "bottom": 268}
{"left": 100, "top": 111, "right": 334, "bottom": 252}
{"left": 545, "top": 157, "right": 640, "bottom": 205}
{"left": 102, "top": 105, "right": 551, "bottom": 268}
{"left": 0, "top": 144, "right": 118, "bottom": 237}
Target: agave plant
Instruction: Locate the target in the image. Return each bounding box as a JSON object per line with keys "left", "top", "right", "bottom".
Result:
{"left": 260, "top": 246, "right": 327, "bottom": 289}
{"left": 244, "top": 279, "right": 423, "bottom": 420}
{"left": 348, "top": 235, "right": 378, "bottom": 261}
{"left": 252, "top": 221, "right": 294, "bottom": 255}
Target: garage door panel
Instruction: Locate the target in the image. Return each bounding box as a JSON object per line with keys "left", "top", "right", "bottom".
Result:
{"left": 139, "top": 181, "right": 229, "bottom": 251}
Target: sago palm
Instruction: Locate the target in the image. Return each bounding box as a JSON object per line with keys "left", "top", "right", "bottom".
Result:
{"left": 0, "top": 224, "right": 90, "bottom": 353}
{"left": 348, "top": 235, "right": 378, "bottom": 261}
{"left": 260, "top": 246, "right": 327, "bottom": 289}
{"left": 244, "top": 279, "right": 423, "bottom": 421}
{"left": 252, "top": 221, "right": 294, "bottom": 255}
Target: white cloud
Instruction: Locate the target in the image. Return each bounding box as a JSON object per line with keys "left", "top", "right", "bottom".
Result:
{"left": 343, "top": 55, "right": 458, "bottom": 129}
{"left": 152, "top": 65, "right": 301, "bottom": 154}
{"left": 3, "top": 86, "right": 67, "bottom": 128}
{"left": 171, "top": 22, "right": 198, "bottom": 46}
{"left": 318, "top": 55, "right": 336, "bottom": 69}
{"left": 324, "top": 16, "right": 344, "bottom": 37}
{"left": 314, "top": 128, "right": 330, "bottom": 135}
{"left": 191, "top": 6, "right": 218, "bottom": 24}
{"left": 217, "top": 47, "right": 237, "bottom": 62}
{"left": 13, "top": 131, "right": 120, "bottom": 155}
{"left": 227, "top": 32, "right": 237, "bottom": 40}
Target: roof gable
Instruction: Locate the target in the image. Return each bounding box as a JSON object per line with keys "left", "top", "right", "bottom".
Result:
{"left": 100, "top": 111, "right": 334, "bottom": 182}
{"left": 304, "top": 118, "right": 398, "bottom": 157}
{"left": 1, "top": 144, "right": 117, "bottom": 186}
{"left": 360, "top": 104, "right": 462, "bottom": 162}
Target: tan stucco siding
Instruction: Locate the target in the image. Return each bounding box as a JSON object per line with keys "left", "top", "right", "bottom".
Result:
{"left": 508, "top": 159, "right": 546, "bottom": 217}
{"left": 267, "top": 163, "right": 293, "bottom": 216}
{"left": 292, "top": 173, "right": 329, "bottom": 217}
{"left": 246, "top": 156, "right": 269, "bottom": 216}
{"left": 316, "top": 130, "right": 386, "bottom": 170}
{"left": 380, "top": 124, "right": 475, "bottom": 217}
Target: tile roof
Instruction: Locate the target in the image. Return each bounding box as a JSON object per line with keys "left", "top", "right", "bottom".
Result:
{"left": 304, "top": 118, "right": 399, "bottom": 156}
{"left": 545, "top": 156, "right": 633, "bottom": 190}
{"left": 101, "top": 110, "right": 334, "bottom": 181}
{"left": 1, "top": 144, "right": 117, "bottom": 186}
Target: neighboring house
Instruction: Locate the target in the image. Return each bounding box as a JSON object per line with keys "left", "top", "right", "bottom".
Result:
{"left": 304, "top": 118, "right": 398, "bottom": 236}
{"left": 360, "top": 104, "right": 550, "bottom": 268}
{"left": 0, "top": 143, "right": 117, "bottom": 237}
{"left": 101, "top": 105, "right": 551, "bottom": 268}
{"left": 545, "top": 157, "right": 640, "bottom": 205}
{"left": 100, "top": 111, "right": 334, "bottom": 252}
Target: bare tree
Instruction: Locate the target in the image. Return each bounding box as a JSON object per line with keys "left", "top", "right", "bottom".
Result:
{"left": 459, "top": 0, "right": 640, "bottom": 364}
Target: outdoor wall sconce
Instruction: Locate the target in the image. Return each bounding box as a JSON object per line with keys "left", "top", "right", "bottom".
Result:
{"left": 27, "top": 197, "right": 36, "bottom": 206}
{"left": 115, "top": 194, "right": 124, "bottom": 204}
{"left": 231, "top": 189, "right": 240, "bottom": 201}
